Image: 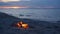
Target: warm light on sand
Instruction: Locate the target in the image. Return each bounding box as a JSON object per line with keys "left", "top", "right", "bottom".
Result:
{"left": 0, "top": 6, "right": 28, "bottom": 9}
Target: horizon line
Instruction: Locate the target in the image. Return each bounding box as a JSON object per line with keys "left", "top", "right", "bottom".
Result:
{"left": 0, "top": 6, "right": 60, "bottom": 9}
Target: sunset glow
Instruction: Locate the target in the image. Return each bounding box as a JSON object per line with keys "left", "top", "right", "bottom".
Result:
{"left": 1, "top": 0, "right": 20, "bottom": 2}
{"left": 0, "top": 6, "right": 28, "bottom": 9}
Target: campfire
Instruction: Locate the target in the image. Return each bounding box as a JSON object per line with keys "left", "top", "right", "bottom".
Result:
{"left": 11, "top": 21, "right": 35, "bottom": 29}
{"left": 16, "top": 21, "right": 29, "bottom": 29}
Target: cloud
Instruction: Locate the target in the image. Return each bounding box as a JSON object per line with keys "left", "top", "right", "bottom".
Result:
{"left": 0, "top": 0, "right": 31, "bottom": 2}
{"left": 0, "top": 0, "right": 60, "bottom": 8}
{"left": 0, "top": 0, "right": 20, "bottom": 2}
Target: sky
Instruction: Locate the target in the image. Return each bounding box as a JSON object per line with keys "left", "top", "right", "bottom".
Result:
{"left": 0, "top": 0, "right": 60, "bottom": 8}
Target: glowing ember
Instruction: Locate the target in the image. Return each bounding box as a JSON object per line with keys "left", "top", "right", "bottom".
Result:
{"left": 16, "top": 21, "right": 29, "bottom": 29}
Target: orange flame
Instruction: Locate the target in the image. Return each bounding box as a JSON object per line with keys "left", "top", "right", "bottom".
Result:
{"left": 22, "top": 24, "right": 29, "bottom": 29}
{"left": 17, "top": 23, "right": 21, "bottom": 28}
{"left": 16, "top": 21, "right": 29, "bottom": 29}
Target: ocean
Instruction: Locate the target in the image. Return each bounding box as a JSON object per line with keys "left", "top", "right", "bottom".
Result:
{"left": 0, "top": 8, "right": 60, "bottom": 21}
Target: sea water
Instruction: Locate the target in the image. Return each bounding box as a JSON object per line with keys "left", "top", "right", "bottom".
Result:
{"left": 0, "top": 8, "right": 60, "bottom": 21}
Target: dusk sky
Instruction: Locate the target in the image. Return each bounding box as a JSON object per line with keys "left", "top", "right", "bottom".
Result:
{"left": 0, "top": 0, "right": 60, "bottom": 8}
